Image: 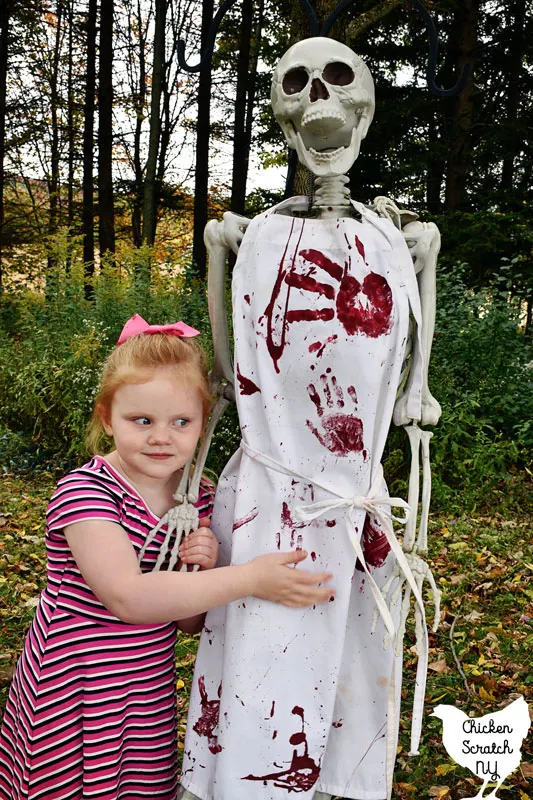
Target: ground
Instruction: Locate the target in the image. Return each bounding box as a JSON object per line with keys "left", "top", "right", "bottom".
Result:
{"left": 0, "top": 472, "right": 531, "bottom": 799}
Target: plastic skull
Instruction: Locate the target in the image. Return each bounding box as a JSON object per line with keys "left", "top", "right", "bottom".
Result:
{"left": 271, "top": 37, "right": 375, "bottom": 177}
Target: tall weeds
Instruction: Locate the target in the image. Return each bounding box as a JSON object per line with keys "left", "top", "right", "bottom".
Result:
{"left": 0, "top": 240, "right": 531, "bottom": 508}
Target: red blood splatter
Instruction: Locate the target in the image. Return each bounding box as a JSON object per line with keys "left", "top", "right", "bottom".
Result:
{"left": 300, "top": 249, "right": 343, "bottom": 281}
{"left": 236, "top": 364, "right": 261, "bottom": 396}
{"left": 310, "top": 551, "right": 316, "bottom": 561}
{"left": 299, "top": 249, "right": 393, "bottom": 338}
{"left": 308, "top": 374, "right": 360, "bottom": 456}
{"left": 343, "top": 232, "right": 352, "bottom": 250}
{"left": 326, "top": 520, "right": 336, "bottom": 528}
{"left": 244, "top": 294, "right": 251, "bottom": 304}
{"left": 242, "top": 706, "right": 321, "bottom": 792}
{"left": 264, "top": 242, "right": 392, "bottom": 370}
{"left": 286, "top": 272, "right": 335, "bottom": 299}
{"left": 233, "top": 507, "right": 259, "bottom": 531}
{"left": 307, "top": 412, "right": 363, "bottom": 456}
{"left": 355, "top": 515, "right": 391, "bottom": 572}
{"left": 286, "top": 308, "right": 334, "bottom": 323}
{"left": 290, "top": 732, "right": 306, "bottom": 745}
{"left": 336, "top": 270, "right": 393, "bottom": 338}
{"left": 273, "top": 730, "right": 278, "bottom": 739}
{"left": 354, "top": 235, "right": 366, "bottom": 262}
{"left": 332, "top": 720, "right": 343, "bottom": 729}
{"left": 193, "top": 677, "right": 222, "bottom": 754}
{"left": 308, "top": 335, "right": 338, "bottom": 359}
{"left": 264, "top": 219, "right": 306, "bottom": 373}
{"left": 275, "top": 531, "right": 281, "bottom": 550}
{"left": 347, "top": 385, "right": 358, "bottom": 405}
{"left": 281, "top": 502, "right": 305, "bottom": 530}
{"left": 271, "top": 701, "right": 276, "bottom": 717}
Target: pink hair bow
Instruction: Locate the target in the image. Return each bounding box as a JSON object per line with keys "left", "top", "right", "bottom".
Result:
{"left": 117, "top": 314, "right": 200, "bottom": 346}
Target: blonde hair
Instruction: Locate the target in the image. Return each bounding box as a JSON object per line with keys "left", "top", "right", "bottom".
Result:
{"left": 86, "top": 334, "right": 211, "bottom": 454}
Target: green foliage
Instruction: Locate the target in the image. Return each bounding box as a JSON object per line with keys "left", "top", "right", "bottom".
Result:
{"left": 0, "top": 239, "right": 213, "bottom": 466}
{"left": 1, "top": 239, "right": 531, "bottom": 508}
{"left": 431, "top": 262, "right": 532, "bottom": 443}
{"left": 385, "top": 260, "right": 531, "bottom": 509}
{"left": 416, "top": 262, "right": 529, "bottom": 507}
{"left": 434, "top": 210, "right": 533, "bottom": 309}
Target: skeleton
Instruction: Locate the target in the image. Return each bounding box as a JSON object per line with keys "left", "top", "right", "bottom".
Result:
{"left": 175, "top": 36, "right": 444, "bottom": 800}
{"left": 208, "top": 36, "right": 442, "bottom": 658}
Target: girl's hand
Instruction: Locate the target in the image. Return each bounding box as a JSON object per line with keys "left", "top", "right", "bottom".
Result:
{"left": 247, "top": 549, "right": 335, "bottom": 608}
{"left": 178, "top": 518, "right": 219, "bottom": 571}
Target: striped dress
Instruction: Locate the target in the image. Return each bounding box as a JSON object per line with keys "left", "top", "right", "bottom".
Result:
{"left": 0, "top": 456, "right": 214, "bottom": 800}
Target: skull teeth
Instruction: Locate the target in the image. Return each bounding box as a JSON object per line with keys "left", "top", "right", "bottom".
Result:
{"left": 302, "top": 108, "right": 345, "bottom": 128}
{"left": 308, "top": 145, "right": 345, "bottom": 161}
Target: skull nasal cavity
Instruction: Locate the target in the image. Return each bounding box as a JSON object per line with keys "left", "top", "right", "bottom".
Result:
{"left": 310, "top": 78, "right": 329, "bottom": 102}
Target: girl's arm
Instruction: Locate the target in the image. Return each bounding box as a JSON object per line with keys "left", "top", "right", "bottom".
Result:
{"left": 64, "top": 521, "right": 335, "bottom": 625}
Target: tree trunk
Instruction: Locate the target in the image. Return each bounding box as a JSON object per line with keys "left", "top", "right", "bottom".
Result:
{"left": 82, "top": 0, "right": 97, "bottom": 295}
{"left": 243, "top": 0, "right": 263, "bottom": 199}
{"left": 142, "top": 0, "right": 165, "bottom": 247}
{"left": 98, "top": 0, "right": 116, "bottom": 258}
{"left": 500, "top": 0, "right": 526, "bottom": 195}
{"left": 66, "top": 0, "right": 75, "bottom": 233}
{"left": 192, "top": 0, "right": 214, "bottom": 281}
{"left": 131, "top": 0, "right": 147, "bottom": 248}
{"left": 426, "top": 115, "right": 445, "bottom": 212}
{"left": 230, "top": 0, "right": 253, "bottom": 215}
{"left": 0, "top": 1, "right": 9, "bottom": 292}
{"left": 47, "top": 0, "right": 63, "bottom": 277}
{"left": 156, "top": 37, "right": 172, "bottom": 192}
{"left": 445, "top": 0, "right": 478, "bottom": 211}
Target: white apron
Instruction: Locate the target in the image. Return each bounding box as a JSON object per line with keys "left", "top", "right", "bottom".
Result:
{"left": 181, "top": 201, "right": 424, "bottom": 800}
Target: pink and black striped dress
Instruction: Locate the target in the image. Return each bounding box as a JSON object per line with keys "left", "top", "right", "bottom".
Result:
{"left": 0, "top": 456, "right": 214, "bottom": 800}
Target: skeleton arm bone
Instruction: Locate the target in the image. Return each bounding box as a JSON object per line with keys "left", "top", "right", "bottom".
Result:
{"left": 143, "top": 211, "right": 248, "bottom": 552}
{"left": 394, "top": 220, "right": 442, "bottom": 427}
{"left": 139, "top": 213, "right": 250, "bottom": 573}
{"left": 205, "top": 212, "right": 250, "bottom": 399}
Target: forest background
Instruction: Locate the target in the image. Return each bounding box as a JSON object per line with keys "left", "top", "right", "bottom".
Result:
{"left": 0, "top": 0, "right": 532, "bottom": 796}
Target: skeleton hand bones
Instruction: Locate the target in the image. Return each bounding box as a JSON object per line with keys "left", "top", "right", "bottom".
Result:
{"left": 376, "top": 549, "right": 441, "bottom": 655}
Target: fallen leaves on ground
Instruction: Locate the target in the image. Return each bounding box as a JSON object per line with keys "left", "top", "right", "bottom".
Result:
{"left": 1, "top": 472, "right": 532, "bottom": 799}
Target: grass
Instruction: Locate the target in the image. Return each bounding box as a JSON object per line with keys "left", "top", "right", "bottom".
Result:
{"left": 0, "top": 470, "right": 531, "bottom": 798}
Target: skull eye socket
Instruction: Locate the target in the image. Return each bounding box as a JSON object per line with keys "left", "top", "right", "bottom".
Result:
{"left": 282, "top": 68, "right": 309, "bottom": 95}
{"left": 322, "top": 61, "right": 355, "bottom": 86}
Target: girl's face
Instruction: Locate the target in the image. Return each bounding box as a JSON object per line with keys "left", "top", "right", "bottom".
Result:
{"left": 101, "top": 368, "right": 204, "bottom": 487}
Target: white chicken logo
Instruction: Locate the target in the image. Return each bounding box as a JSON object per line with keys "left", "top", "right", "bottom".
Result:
{"left": 431, "top": 696, "right": 530, "bottom": 799}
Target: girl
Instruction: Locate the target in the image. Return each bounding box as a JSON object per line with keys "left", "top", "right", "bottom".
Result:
{"left": 0, "top": 316, "right": 334, "bottom": 800}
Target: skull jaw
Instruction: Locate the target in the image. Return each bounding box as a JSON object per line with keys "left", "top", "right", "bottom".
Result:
{"left": 283, "top": 123, "right": 364, "bottom": 177}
